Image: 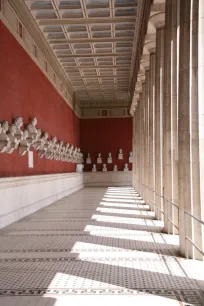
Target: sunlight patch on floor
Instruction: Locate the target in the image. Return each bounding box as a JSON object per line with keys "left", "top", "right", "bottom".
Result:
{"left": 102, "top": 198, "right": 142, "bottom": 203}
{"left": 99, "top": 202, "right": 149, "bottom": 209}
{"left": 104, "top": 195, "right": 140, "bottom": 199}
{"left": 91, "top": 214, "right": 162, "bottom": 226}
{"left": 96, "top": 207, "right": 154, "bottom": 216}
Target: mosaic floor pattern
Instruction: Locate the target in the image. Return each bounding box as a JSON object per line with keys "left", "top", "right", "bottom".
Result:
{"left": 0, "top": 187, "right": 203, "bottom": 306}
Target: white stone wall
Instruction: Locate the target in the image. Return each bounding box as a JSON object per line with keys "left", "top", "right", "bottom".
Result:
{"left": 0, "top": 173, "right": 84, "bottom": 229}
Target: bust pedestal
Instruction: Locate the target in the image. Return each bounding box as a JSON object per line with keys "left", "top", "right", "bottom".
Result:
{"left": 102, "top": 164, "right": 107, "bottom": 172}
{"left": 97, "top": 153, "right": 102, "bottom": 164}
{"left": 92, "top": 164, "right": 97, "bottom": 172}
{"left": 124, "top": 164, "right": 129, "bottom": 172}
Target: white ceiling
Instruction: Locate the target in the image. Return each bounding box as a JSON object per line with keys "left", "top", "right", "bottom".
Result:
{"left": 24, "top": 0, "right": 140, "bottom": 108}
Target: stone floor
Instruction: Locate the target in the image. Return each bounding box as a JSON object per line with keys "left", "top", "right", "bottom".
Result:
{"left": 0, "top": 187, "right": 203, "bottom": 306}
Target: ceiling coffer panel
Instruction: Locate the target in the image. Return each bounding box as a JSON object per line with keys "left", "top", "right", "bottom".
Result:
{"left": 25, "top": 0, "right": 139, "bottom": 107}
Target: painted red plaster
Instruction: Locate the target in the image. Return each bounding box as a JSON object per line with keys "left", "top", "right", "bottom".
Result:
{"left": 0, "top": 21, "right": 80, "bottom": 177}
{"left": 80, "top": 118, "right": 132, "bottom": 172}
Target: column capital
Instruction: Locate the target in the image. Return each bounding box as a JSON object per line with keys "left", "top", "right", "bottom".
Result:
{"left": 144, "top": 41, "right": 156, "bottom": 55}
{"left": 137, "top": 74, "right": 145, "bottom": 83}
{"left": 141, "top": 61, "right": 150, "bottom": 71}
{"left": 135, "top": 81, "right": 142, "bottom": 93}
{"left": 149, "top": 12, "right": 165, "bottom": 30}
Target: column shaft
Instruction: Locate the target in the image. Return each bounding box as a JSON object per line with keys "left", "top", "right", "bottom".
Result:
{"left": 163, "top": 0, "right": 173, "bottom": 232}
{"left": 141, "top": 83, "right": 146, "bottom": 198}
{"left": 137, "top": 103, "right": 141, "bottom": 191}
{"left": 170, "top": 0, "right": 179, "bottom": 234}
{"left": 149, "top": 53, "right": 156, "bottom": 208}
{"left": 190, "top": 0, "right": 203, "bottom": 259}
{"left": 132, "top": 113, "right": 136, "bottom": 189}
{"left": 139, "top": 91, "right": 144, "bottom": 196}
{"left": 198, "top": 0, "right": 204, "bottom": 258}
{"left": 178, "top": 0, "right": 193, "bottom": 257}
{"left": 144, "top": 70, "right": 150, "bottom": 203}
{"left": 155, "top": 27, "right": 165, "bottom": 220}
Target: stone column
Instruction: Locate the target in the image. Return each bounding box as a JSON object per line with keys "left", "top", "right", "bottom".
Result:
{"left": 169, "top": 0, "right": 179, "bottom": 234}
{"left": 134, "top": 102, "right": 138, "bottom": 191}
{"left": 144, "top": 69, "right": 150, "bottom": 204}
{"left": 189, "top": 0, "right": 203, "bottom": 260}
{"left": 132, "top": 112, "right": 136, "bottom": 189}
{"left": 178, "top": 0, "right": 193, "bottom": 257}
{"left": 136, "top": 101, "right": 141, "bottom": 192}
{"left": 163, "top": 0, "right": 173, "bottom": 232}
{"left": 141, "top": 82, "right": 146, "bottom": 199}
{"left": 139, "top": 91, "right": 144, "bottom": 196}
{"left": 198, "top": 0, "right": 204, "bottom": 259}
{"left": 149, "top": 52, "right": 156, "bottom": 208}
{"left": 155, "top": 26, "right": 165, "bottom": 221}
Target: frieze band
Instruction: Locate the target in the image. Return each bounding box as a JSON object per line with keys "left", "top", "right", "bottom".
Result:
{"left": 0, "top": 117, "right": 84, "bottom": 164}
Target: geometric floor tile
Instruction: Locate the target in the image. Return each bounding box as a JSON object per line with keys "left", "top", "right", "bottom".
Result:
{"left": 0, "top": 187, "right": 203, "bottom": 306}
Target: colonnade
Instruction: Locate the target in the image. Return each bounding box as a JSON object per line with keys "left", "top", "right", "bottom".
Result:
{"left": 132, "top": 0, "right": 204, "bottom": 260}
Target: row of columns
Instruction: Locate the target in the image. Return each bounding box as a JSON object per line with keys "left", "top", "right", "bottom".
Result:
{"left": 132, "top": 0, "right": 204, "bottom": 260}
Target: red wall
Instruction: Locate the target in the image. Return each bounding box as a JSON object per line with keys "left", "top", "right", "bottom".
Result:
{"left": 0, "top": 21, "right": 80, "bottom": 177}
{"left": 80, "top": 118, "right": 132, "bottom": 171}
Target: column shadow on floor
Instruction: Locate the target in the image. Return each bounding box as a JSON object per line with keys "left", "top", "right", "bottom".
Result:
{"left": 0, "top": 187, "right": 203, "bottom": 305}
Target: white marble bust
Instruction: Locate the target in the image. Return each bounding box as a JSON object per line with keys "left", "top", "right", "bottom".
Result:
{"left": 124, "top": 163, "right": 129, "bottom": 172}
{"left": 97, "top": 153, "right": 102, "bottom": 164}
{"left": 129, "top": 151, "right": 133, "bottom": 163}
{"left": 107, "top": 152, "right": 112, "bottom": 164}
{"left": 26, "top": 117, "right": 38, "bottom": 145}
{"left": 92, "top": 164, "right": 97, "bottom": 172}
{"left": 86, "top": 152, "right": 91, "bottom": 164}
{"left": 113, "top": 165, "right": 118, "bottom": 172}
{"left": 118, "top": 148, "right": 123, "bottom": 160}
{"left": 0, "top": 121, "right": 10, "bottom": 153}
{"left": 102, "top": 164, "right": 107, "bottom": 172}
{"left": 32, "top": 128, "right": 42, "bottom": 150}
{"left": 38, "top": 131, "right": 49, "bottom": 158}
{"left": 14, "top": 117, "right": 23, "bottom": 145}
{"left": 19, "top": 130, "right": 30, "bottom": 156}
{"left": 7, "top": 124, "right": 18, "bottom": 154}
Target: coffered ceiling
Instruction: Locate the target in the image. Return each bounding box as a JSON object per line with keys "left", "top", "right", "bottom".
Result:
{"left": 23, "top": 0, "right": 142, "bottom": 108}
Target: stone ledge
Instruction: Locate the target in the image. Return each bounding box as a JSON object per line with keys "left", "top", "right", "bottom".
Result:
{"left": 84, "top": 171, "right": 132, "bottom": 187}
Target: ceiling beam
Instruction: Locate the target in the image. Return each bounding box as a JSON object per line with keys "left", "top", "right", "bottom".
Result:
{"left": 31, "top": 3, "right": 137, "bottom": 11}
{"left": 57, "top": 52, "right": 132, "bottom": 58}
{"left": 69, "top": 75, "right": 130, "bottom": 79}
{"left": 39, "top": 17, "right": 137, "bottom": 26}
{"left": 63, "top": 65, "right": 130, "bottom": 69}
{"left": 48, "top": 37, "right": 134, "bottom": 44}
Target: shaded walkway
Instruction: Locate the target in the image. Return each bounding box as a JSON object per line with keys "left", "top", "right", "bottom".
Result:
{"left": 0, "top": 187, "right": 203, "bottom": 305}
